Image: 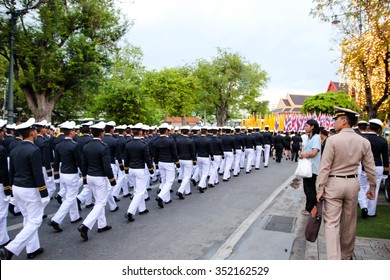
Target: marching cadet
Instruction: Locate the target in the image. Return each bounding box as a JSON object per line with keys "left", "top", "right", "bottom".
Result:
{"left": 34, "top": 120, "right": 55, "bottom": 198}
{"left": 316, "top": 107, "right": 377, "bottom": 260}
{"left": 244, "top": 127, "right": 256, "bottom": 173}
{"left": 262, "top": 125, "right": 272, "bottom": 167}
{"left": 239, "top": 126, "right": 246, "bottom": 169}
{"left": 253, "top": 127, "right": 264, "bottom": 169}
{"left": 153, "top": 123, "right": 180, "bottom": 208}
{"left": 358, "top": 119, "right": 389, "bottom": 218}
{"left": 0, "top": 120, "right": 12, "bottom": 248}
{"left": 3, "top": 124, "right": 15, "bottom": 158}
{"left": 233, "top": 126, "right": 244, "bottom": 177}
{"left": 112, "top": 125, "right": 131, "bottom": 199}
{"left": 273, "top": 131, "right": 285, "bottom": 163}
{"left": 78, "top": 122, "right": 117, "bottom": 241}
{"left": 123, "top": 123, "right": 154, "bottom": 222}
{"left": 102, "top": 121, "right": 120, "bottom": 212}
{"left": 7, "top": 127, "right": 22, "bottom": 216}
{"left": 220, "top": 126, "right": 236, "bottom": 181}
{"left": 209, "top": 126, "right": 224, "bottom": 187}
{"left": 75, "top": 121, "right": 94, "bottom": 210}
{"left": 291, "top": 131, "right": 302, "bottom": 162}
{"left": 0, "top": 118, "right": 50, "bottom": 260}
{"left": 176, "top": 125, "right": 196, "bottom": 198}
{"left": 48, "top": 121, "right": 82, "bottom": 232}
{"left": 192, "top": 126, "right": 213, "bottom": 193}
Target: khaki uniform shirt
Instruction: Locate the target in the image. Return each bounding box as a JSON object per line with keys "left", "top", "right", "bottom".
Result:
{"left": 316, "top": 128, "right": 376, "bottom": 192}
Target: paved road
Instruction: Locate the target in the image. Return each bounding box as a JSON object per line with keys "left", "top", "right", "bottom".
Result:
{"left": 6, "top": 158, "right": 298, "bottom": 260}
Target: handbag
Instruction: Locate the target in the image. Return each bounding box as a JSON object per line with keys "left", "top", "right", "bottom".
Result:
{"left": 294, "top": 158, "right": 312, "bottom": 178}
{"left": 305, "top": 199, "right": 323, "bottom": 242}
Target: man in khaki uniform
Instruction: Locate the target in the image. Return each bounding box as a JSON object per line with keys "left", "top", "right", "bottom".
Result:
{"left": 316, "top": 107, "right": 376, "bottom": 260}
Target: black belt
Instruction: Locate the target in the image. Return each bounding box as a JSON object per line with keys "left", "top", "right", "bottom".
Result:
{"left": 329, "top": 174, "right": 358, "bottom": 178}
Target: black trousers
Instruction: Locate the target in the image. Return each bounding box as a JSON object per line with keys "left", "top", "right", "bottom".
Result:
{"left": 303, "top": 174, "right": 317, "bottom": 212}
{"left": 291, "top": 147, "right": 300, "bottom": 162}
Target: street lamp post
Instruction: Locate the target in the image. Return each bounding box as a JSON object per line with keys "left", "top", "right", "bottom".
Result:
{"left": 3, "top": 0, "right": 47, "bottom": 124}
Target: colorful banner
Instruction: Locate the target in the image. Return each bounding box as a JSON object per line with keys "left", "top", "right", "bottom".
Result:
{"left": 241, "top": 113, "right": 335, "bottom": 131}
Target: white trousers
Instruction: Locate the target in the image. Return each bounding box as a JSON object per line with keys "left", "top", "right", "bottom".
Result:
{"left": 42, "top": 167, "right": 56, "bottom": 198}
{"left": 240, "top": 148, "right": 246, "bottom": 168}
{"left": 157, "top": 162, "right": 176, "bottom": 202}
{"left": 245, "top": 148, "right": 255, "bottom": 172}
{"left": 83, "top": 176, "right": 108, "bottom": 230}
{"left": 255, "top": 145, "right": 263, "bottom": 169}
{"left": 263, "top": 144, "right": 271, "bottom": 167}
{"left": 0, "top": 184, "right": 10, "bottom": 245}
{"left": 197, "top": 157, "right": 211, "bottom": 189}
{"left": 223, "top": 152, "right": 234, "bottom": 180}
{"left": 233, "top": 150, "right": 242, "bottom": 176}
{"left": 77, "top": 182, "right": 93, "bottom": 206}
{"left": 52, "top": 173, "right": 80, "bottom": 224}
{"left": 112, "top": 168, "right": 128, "bottom": 197}
{"left": 359, "top": 166, "right": 383, "bottom": 215}
{"left": 177, "top": 160, "right": 193, "bottom": 195}
{"left": 209, "top": 155, "right": 222, "bottom": 185}
{"left": 5, "top": 186, "right": 44, "bottom": 256}
{"left": 127, "top": 168, "right": 147, "bottom": 215}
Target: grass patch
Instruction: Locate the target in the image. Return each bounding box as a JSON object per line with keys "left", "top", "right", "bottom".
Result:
{"left": 356, "top": 205, "right": 390, "bottom": 239}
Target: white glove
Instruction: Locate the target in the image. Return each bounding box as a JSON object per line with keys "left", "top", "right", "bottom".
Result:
{"left": 41, "top": 196, "right": 50, "bottom": 206}
{"left": 10, "top": 196, "right": 15, "bottom": 203}
{"left": 382, "top": 175, "right": 388, "bottom": 182}
{"left": 4, "top": 196, "right": 11, "bottom": 202}
{"left": 83, "top": 184, "right": 90, "bottom": 189}
{"left": 54, "top": 179, "right": 60, "bottom": 184}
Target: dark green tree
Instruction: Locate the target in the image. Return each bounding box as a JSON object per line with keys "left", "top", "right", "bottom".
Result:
{"left": 0, "top": 0, "right": 129, "bottom": 122}
{"left": 193, "top": 48, "right": 269, "bottom": 126}
{"left": 301, "top": 91, "right": 360, "bottom": 114}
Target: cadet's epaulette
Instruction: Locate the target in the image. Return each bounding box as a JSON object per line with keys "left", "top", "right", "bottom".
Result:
{"left": 101, "top": 141, "right": 108, "bottom": 146}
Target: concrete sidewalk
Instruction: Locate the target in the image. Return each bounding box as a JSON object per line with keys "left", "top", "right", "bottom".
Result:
{"left": 215, "top": 176, "right": 390, "bottom": 260}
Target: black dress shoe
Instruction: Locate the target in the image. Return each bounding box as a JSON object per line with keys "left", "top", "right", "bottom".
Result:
{"left": 110, "top": 206, "right": 119, "bottom": 212}
{"left": 8, "top": 204, "right": 22, "bottom": 216}
{"left": 156, "top": 197, "right": 164, "bottom": 208}
{"left": 113, "top": 196, "right": 120, "bottom": 202}
{"left": 361, "top": 208, "right": 368, "bottom": 219}
{"left": 233, "top": 175, "right": 238, "bottom": 177}
{"left": 123, "top": 193, "right": 131, "bottom": 198}
{"left": 223, "top": 179, "right": 229, "bottom": 182}
{"left": 191, "top": 179, "right": 198, "bottom": 186}
{"left": 197, "top": 186, "right": 204, "bottom": 193}
{"left": 124, "top": 212, "right": 135, "bottom": 222}
{"left": 176, "top": 192, "right": 185, "bottom": 199}
{"left": 78, "top": 224, "right": 89, "bottom": 241}
{"left": 54, "top": 194, "right": 62, "bottom": 204}
{"left": 129, "top": 194, "right": 134, "bottom": 200}
{"left": 255, "top": 168, "right": 260, "bottom": 170}
{"left": 156, "top": 189, "right": 161, "bottom": 194}
{"left": 147, "top": 187, "right": 152, "bottom": 191}
{"left": 178, "top": 179, "right": 182, "bottom": 183}
{"left": 185, "top": 192, "right": 192, "bottom": 196}
{"left": 97, "top": 225, "right": 112, "bottom": 233}
{"left": 85, "top": 203, "right": 94, "bottom": 209}
{"left": 144, "top": 197, "right": 150, "bottom": 201}
{"left": 0, "top": 239, "right": 12, "bottom": 248}
{"left": 48, "top": 220, "right": 63, "bottom": 232}
{"left": 164, "top": 200, "right": 172, "bottom": 204}
{"left": 70, "top": 217, "right": 83, "bottom": 224}
{"left": 215, "top": 182, "right": 219, "bottom": 185}
{"left": 26, "top": 247, "right": 44, "bottom": 259}
{"left": 0, "top": 247, "right": 13, "bottom": 260}
{"left": 76, "top": 198, "right": 82, "bottom": 211}
{"left": 42, "top": 214, "right": 48, "bottom": 219}
{"left": 208, "top": 184, "right": 215, "bottom": 188}
{"left": 169, "top": 189, "right": 173, "bottom": 193}
{"left": 139, "top": 209, "right": 149, "bottom": 215}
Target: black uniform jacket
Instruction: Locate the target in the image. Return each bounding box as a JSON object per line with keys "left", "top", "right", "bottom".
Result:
{"left": 152, "top": 135, "right": 179, "bottom": 164}
{"left": 194, "top": 135, "right": 213, "bottom": 158}
{"left": 124, "top": 138, "right": 153, "bottom": 170}
{"left": 53, "top": 138, "right": 82, "bottom": 179}
{"left": 176, "top": 135, "right": 196, "bottom": 161}
{"left": 9, "top": 141, "right": 48, "bottom": 198}
{"left": 81, "top": 138, "right": 115, "bottom": 182}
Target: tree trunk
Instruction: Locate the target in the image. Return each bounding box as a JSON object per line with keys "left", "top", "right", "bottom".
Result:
{"left": 216, "top": 102, "right": 228, "bottom": 126}
{"left": 23, "top": 86, "right": 64, "bottom": 122}
{"left": 361, "top": 61, "right": 377, "bottom": 118}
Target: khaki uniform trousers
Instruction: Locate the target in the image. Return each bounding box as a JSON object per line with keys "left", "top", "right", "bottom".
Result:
{"left": 323, "top": 176, "right": 360, "bottom": 260}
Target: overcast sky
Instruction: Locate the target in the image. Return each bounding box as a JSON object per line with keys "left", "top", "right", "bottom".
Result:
{"left": 117, "top": 0, "right": 340, "bottom": 108}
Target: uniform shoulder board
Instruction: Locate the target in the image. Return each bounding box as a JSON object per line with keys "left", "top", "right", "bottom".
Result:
{"left": 101, "top": 141, "right": 108, "bottom": 146}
